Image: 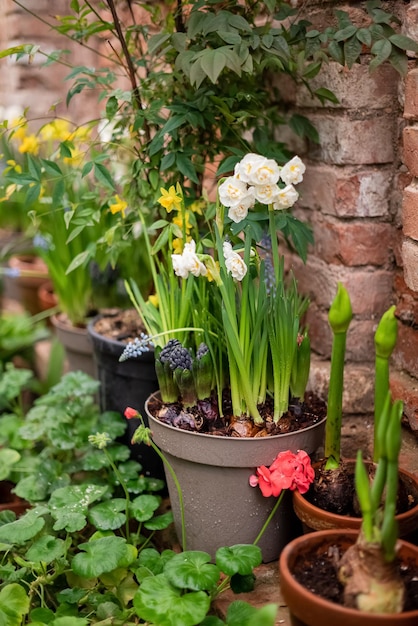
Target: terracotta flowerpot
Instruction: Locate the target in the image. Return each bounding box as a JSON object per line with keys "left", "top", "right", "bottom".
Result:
{"left": 145, "top": 392, "right": 327, "bottom": 563}
{"left": 37, "top": 280, "right": 59, "bottom": 326}
{"left": 0, "top": 481, "right": 29, "bottom": 516}
{"left": 7, "top": 254, "right": 49, "bottom": 314}
{"left": 51, "top": 313, "right": 95, "bottom": 377}
{"left": 293, "top": 460, "right": 418, "bottom": 542}
{"left": 87, "top": 314, "right": 163, "bottom": 480}
{"left": 279, "top": 529, "right": 418, "bottom": 626}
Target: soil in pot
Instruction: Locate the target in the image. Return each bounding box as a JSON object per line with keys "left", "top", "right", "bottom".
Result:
{"left": 290, "top": 535, "right": 418, "bottom": 612}
{"left": 305, "top": 458, "right": 418, "bottom": 519}
{"left": 148, "top": 391, "right": 326, "bottom": 438}
{"left": 91, "top": 308, "right": 146, "bottom": 343}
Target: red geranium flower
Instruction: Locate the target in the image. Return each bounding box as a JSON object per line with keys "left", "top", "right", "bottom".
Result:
{"left": 249, "top": 450, "right": 314, "bottom": 498}
{"left": 124, "top": 407, "right": 138, "bottom": 420}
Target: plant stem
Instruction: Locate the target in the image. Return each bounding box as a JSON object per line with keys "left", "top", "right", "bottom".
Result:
{"left": 148, "top": 439, "right": 187, "bottom": 551}
{"left": 252, "top": 490, "right": 285, "bottom": 546}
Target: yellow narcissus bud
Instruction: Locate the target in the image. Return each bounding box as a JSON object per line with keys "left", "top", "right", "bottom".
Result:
{"left": 328, "top": 282, "right": 353, "bottom": 334}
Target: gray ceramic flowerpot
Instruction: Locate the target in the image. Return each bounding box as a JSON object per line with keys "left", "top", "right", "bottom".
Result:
{"left": 145, "top": 393, "right": 327, "bottom": 563}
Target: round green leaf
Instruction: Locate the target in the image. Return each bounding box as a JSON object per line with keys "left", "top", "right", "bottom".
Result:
{"left": 133, "top": 574, "right": 210, "bottom": 626}
{"left": 0, "top": 449, "right": 20, "bottom": 480}
{"left": 215, "top": 544, "right": 262, "bottom": 576}
{"left": 143, "top": 511, "right": 174, "bottom": 530}
{"left": 0, "top": 583, "right": 30, "bottom": 625}
{"left": 71, "top": 536, "right": 128, "bottom": 578}
{"left": 0, "top": 510, "right": 45, "bottom": 545}
{"left": 26, "top": 535, "right": 66, "bottom": 563}
{"left": 130, "top": 494, "right": 160, "bottom": 522}
{"left": 163, "top": 551, "right": 220, "bottom": 591}
{"left": 88, "top": 498, "right": 127, "bottom": 530}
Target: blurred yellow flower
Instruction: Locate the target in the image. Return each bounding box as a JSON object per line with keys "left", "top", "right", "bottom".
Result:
{"left": 158, "top": 185, "right": 182, "bottom": 213}
{"left": 18, "top": 134, "right": 39, "bottom": 155}
{"left": 63, "top": 146, "right": 85, "bottom": 167}
{"left": 173, "top": 211, "right": 192, "bottom": 234}
{"left": 148, "top": 294, "right": 159, "bottom": 308}
{"left": 109, "top": 194, "right": 127, "bottom": 217}
{"left": 40, "top": 119, "right": 71, "bottom": 142}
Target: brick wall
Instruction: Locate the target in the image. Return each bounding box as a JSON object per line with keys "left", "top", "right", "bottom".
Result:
{"left": 287, "top": 0, "right": 418, "bottom": 433}
{"left": 0, "top": 0, "right": 417, "bottom": 432}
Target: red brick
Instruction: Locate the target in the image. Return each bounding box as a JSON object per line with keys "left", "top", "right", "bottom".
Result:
{"left": 402, "top": 184, "right": 418, "bottom": 241}
{"left": 309, "top": 113, "right": 395, "bottom": 165}
{"left": 404, "top": 69, "right": 418, "bottom": 120}
{"left": 312, "top": 218, "right": 395, "bottom": 266}
{"left": 292, "top": 256, "right": 395, "bottom": 317}
{"left": 402, "top": 126, "right": 418, "bottom": 177}
{"left": 296, "top": 61, "right": 398, "bottom": 110}
{"left": 395, "top": 273, "right": 418, "bottom": 326}
{"left": 306, "top": 304, "right": 376, "bottom": 362}
{"left": 404, "top": 3, "right": 418, "bottom": 57}
{"left": 390, "top": 371, "right": 418, "bottom": 433}
{"left": 299, "top": 163, "right": 392, "bottom": 218}
{"left": 401, "top": 238, "right": 418, "bottom": 291}
{"left": 392, "top": 322, "right": 418, "bottom": 379}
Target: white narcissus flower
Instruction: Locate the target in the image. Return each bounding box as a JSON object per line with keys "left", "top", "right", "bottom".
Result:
{"left": 235, "top": 153, "right": 280, "bottom": 186}
{"left": 272, "top": 184, "right": 299, "bottom": 210}
{"left": 280, "top": 156, "right": 306, "bottom": 185}
{"left": 223, "top": 241, "right": 247, "bottom": 281}
{"left": 227, "top": 187, "right": 256, "bottom": 223}
{"left": 172, "top": 240, "right": 207, "bottom": 279}
{"left": 253, "top": 183, "right": 280, "bottom": 205}
{"left": 218, "top": 176, "right": 249, "bottom": 207}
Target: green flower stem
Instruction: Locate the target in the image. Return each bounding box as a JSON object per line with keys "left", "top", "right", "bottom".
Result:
{"left": 268, "top": 206, "right": 281, "bottom": 285}
{"left": 324, "top": 283, "right": 353, "bottom": 470}
{"left": 370, "top": 393, "right": 391, "bottom": 510}
{"left": 252, "top": 490, "right": 286, "bottom": 546}
{"left": 355, "top": 450, "right": 374, "bottom": 542}
{"left": 374, "top": 306, "right": 398, "bottom": 462}
{"left": 381, "top": 400, "right": 403, "bottom": 561}
{"left": 103, "top": 448, "right": 131, "bottom": 541}
{"left": 147, "top": 438, "right": 187, "bottom": 551}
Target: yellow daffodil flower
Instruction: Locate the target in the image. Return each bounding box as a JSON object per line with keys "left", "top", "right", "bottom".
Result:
{"left": 40, "top": 119, "right": 71, "bottom": 141}
{"left": 18, "top": 134, "right": 39, "bottom": 155}
{"left": 109, "top": 194, "right": 128, "bottom": 218}
{"left": 148, "top": 294, "right": 159, "bottom": 308}
{"left": 173, "top": 211, "right": 192, "bottom": 234}
{"left": 158, "top": 185, "right": 182, "bottom": 213}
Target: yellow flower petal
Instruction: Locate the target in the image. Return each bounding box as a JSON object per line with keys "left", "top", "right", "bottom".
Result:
{"left": 109, "top": 194, "right": 127, "bottom": 218}
{"left": 158, "top": 185, "right": 182, "bottom": 213}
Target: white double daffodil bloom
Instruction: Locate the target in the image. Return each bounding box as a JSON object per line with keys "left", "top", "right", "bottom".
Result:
{"left": 172, "top": 240, "right": 207, "bottom": 279}
{"left": 279, "top": 156, "right": 306, "bottom": 185}
{"left": 272, "top": 184, "right": 299, "bottom": 210}
{"left": 218, "top": 153, "right": 305, "bottom": 223}
{"left": 234, "top": 153, "right": 281, "bottom": 186}
{"left": 223, "top": 241, "right": 247, "bottom": 281}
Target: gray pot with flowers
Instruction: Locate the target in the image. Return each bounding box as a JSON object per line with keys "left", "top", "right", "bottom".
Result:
{"left": 120, "top": 152, "right": 327, "bottom": 561}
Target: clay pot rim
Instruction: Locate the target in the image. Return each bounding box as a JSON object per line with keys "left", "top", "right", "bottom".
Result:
{"left": 293, "top": 459, "right": 418, "bottom": 527}
{"left": 279, "top": 529, "right": 418, "bottom": 621}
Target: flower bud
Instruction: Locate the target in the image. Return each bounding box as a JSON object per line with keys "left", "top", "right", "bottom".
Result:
{"left": 375, "top": 305, "right": 398, "bottom": 359}
{"left": 328, "top": 282, "right": 352, "bottom": 334}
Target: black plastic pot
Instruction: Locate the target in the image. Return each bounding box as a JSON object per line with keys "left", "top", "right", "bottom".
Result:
{"left": 87, "top": 315, "right": 163, "bottom": 480}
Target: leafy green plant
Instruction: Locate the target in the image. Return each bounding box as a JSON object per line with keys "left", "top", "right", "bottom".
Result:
{"left": 338, "top": 393, "right": 405, "bottom": 613}
{"left": 2, "top": 0, "right": 415, "bottom": 304}
{"left": 0, "top": 310, "right": 49, "bottom": 365}
{"left": 0, "top": 373, "right": 281, "bottom": 625}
